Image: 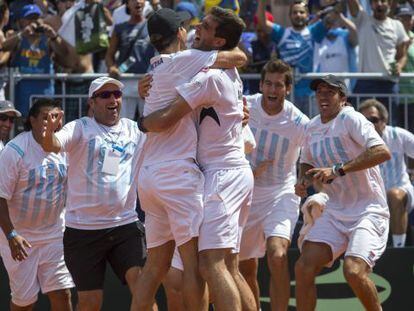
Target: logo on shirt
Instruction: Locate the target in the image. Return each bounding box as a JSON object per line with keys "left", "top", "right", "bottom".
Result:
{"left": 200, "top": 107, "right": 220, "bottom": 126}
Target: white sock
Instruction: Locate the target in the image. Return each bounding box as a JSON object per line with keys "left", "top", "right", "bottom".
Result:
{"left": 392, "top": 234, "right": 406, "bottom": 247}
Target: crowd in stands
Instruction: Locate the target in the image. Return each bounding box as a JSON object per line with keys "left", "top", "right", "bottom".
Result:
{"left": 0, "top": 0, "right": 413, "bottom": 127}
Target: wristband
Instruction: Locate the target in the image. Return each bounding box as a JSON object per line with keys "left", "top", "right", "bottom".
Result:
{"left": 6, "top": 229, "right": 18, "bottom": 240}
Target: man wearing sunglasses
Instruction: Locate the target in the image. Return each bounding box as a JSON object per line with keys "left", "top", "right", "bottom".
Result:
{"left": 359, "top": 99, "right": 414, "bottom": 248}
{"left": 0, "top": 100, "right": 21, "bottom": 153}
{"left": 41, "top": 77, "right": 147, "bottom": 311}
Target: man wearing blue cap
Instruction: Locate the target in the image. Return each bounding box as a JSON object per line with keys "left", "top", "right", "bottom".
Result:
{"left": 0, "top": 4, "right": 68, "bottom": 117}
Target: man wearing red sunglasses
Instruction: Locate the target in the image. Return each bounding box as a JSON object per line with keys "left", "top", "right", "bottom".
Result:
{"left": 0, "top": 100, "right": 21, "bottom": 153}
{"left": 41, "top": 77, "right": 148, "bottom": 311}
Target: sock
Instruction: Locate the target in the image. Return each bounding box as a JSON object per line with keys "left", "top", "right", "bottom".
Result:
{"left": 392, "top": 234, "right": 406, "bottom": 247}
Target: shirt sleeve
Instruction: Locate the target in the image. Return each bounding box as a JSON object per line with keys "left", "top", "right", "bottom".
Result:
{"left": 395, "top": 19, "right": 410, "bottom": 45}
{"left": 55, "top": 120, "right": 82, "bottom": 153}
{"left": 176, "top": 70, "right": 222, "bottom": 110}
{"left": 353, "top": 9, "right": 368, "bottom": 28}
{"left": 345, "top": 110, "right": 385, "bottom": 149}
{"left": 309, "top": 20, "right": 327, "bottom": 44}
{"left": 397, "top": 127, "right": 414, "bottom": 158}
{"left": 270, "top": 23, "right": 285, "bottom": 44}
{"left": 174, "top": 49, "right": 218, "bottom": 76}
{"left": 0, "top": 144, "right": 21, "bottom": 200}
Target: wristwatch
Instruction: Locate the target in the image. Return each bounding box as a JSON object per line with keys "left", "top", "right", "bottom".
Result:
{"left": 332, "top": 163, "right": 346, "bottom": 177}
{"left": 6, "top": 229, "right": 18, "bottom": 240}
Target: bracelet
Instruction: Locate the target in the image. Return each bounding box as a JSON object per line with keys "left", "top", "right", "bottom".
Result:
{"left": 332, "top": 163, "right": 346, "bottom": 177}
{"left": 6, "top": 229, "right": 18, "bottom": 240}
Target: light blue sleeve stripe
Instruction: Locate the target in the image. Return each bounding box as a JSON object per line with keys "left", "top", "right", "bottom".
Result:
{"left": 8, "top": 142, "right": 24, "bottom": 158}
{"left": 19, "top": 169, "right": 36, "bottom": 221}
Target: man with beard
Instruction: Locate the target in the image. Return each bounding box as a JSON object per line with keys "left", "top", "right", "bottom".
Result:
{"left": 0, "top": 101, "right": 21, "bottom": 152}
{"left": 42, "top": 77, "right": 147, "bottom": 311}
{"left": 256, "top": 0, "right": 328, "bottom": 115}
{"left": 348, "top": 0, "right": 409, "bottom": 103}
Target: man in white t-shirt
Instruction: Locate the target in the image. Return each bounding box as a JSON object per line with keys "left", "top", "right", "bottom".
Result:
{"left": 0, "top": 100, "right": 21, "bottom": 153}
{"left": 359, "top": 99, "right": 414, "bottom": 247}
{"left": 238, "top": 60, "right": 309, "bottom": 310}
{"left": 0, "top": 99, "right": 74, "bottom": 310}
{"left": 137, "top": 7, "right": 256, "bottom": 311}
{"left": 131, "top": 8, "right": 247, "bottom": 311}
{"left": 347, "top": 0, "right": 409, "bottom": 101}
{"left": 42, "top": 77, "right": 147, "bottom": 311}
{"left": 294, "top": 75, "right": 391, "bottom": 311}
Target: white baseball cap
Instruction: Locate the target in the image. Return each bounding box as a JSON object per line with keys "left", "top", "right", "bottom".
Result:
{"left": 88, "top": 77, "right": 125, "bottom": 98}
{"left": 0, "top": 100, "right": 22, "bottom": 117}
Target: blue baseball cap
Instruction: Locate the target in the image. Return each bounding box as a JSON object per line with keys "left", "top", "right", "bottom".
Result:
{"left": 176, "top": 2, "right": 198, "bottom": 19}
{"left": 20, "top": 4, "right": 42, "bottom": 19}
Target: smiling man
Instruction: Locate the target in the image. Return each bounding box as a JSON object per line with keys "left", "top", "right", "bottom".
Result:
{"left": 294, "top": 75, "right": 391, "bottom": 311}
{"left": 41, "top": 77, "right": 147, "bottom": 311}
{"left": 0, "top": 100, "right": 21, "bottom": 153}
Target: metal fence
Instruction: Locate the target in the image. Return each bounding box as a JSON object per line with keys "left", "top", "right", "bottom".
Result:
{"left": 3, "top": 69, "right": 414, "bottom": 130}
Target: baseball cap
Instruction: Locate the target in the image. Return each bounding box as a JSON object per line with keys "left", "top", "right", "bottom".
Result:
{"left": 0, "top": 100, "right": 22, "bottom": 117}
{"left": 147, "top": 8, "right": 191, "bottom": 39}
{"left": 20, "top": 4, "right": 42, "bottom": 19}
{"left": 395, "top": 3, "right": 414, "bottom": 17}
{"left": 310, "top": 74, "right": 348, "bottom": 95}
{"left": 88, "top": 77, "right": 124, "bottom": 98}
{"left": 176, "top": 2, "right": 198, "bottom": 19}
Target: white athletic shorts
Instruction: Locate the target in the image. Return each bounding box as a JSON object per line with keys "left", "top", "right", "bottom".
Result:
{"left": 0, "top": 239, "right": 74, "bottom": 307}
{"left": 171, "top": 247, "right": 184, "bottom": 271}
{"left": 139, "top": 159, "right": 204, "bottom": 248}
{"left": 239, "top": 188, "right": 300, "bottom": 260}
{"left": 303, "top": 212, "right": 389, "bottom": 268}
{"left": 199, "top": 166, "right": 254, "bottom": 252}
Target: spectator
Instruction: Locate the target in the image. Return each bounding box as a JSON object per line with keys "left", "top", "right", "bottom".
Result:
{"left": 175, "top": 1, "right": 199, "bottom": 48}
{"left": 1, "top": 4, "right": 69, "bottom": 116}
{"left": 0, "top": 0, "right": 9, "bottom": 101}
{"left": 111, "top": 0, "right": 161, "bottom": 28}
{"left": 313, "top": 2, "right": 358, "bottom": 90}
{"left": 106, "top": 0, "right": 155, "bottom": 119}
{"left": 257, "top": 0, "right": 328, "bottom": 115}
{"left": 359, "top": 99, "right": 414, "bottom": 248}
{"left": 0, "top": 100, "right": 21, "bottom": 152}
{"left": 347, "top": 0, "right": 410, "bottom": 110}
{"left": 395, "top": 3, "right": 414, "bottom": 132}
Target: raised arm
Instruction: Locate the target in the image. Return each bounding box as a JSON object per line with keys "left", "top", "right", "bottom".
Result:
{"left": 140, "top": 95, "right": 192, "bottom": 133}
{"left": 211, "top": 47, "right": 248, "bottom": 69}
{"left": 346, "top": 0, "right": 363, "bottom": 18}
{"left": 257, "top": 0, "right": 274, "bottom": 34}
{"left": 41, "top": 111, "right": 63, "bottom": 153}
{"left": 105, "top": 32, "right": 121, "bottom": 78}
{"left": 338, "top": 12, "right": 358, "bottom": 47}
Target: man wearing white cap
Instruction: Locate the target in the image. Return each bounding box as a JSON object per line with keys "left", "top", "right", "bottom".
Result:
{"left": 0, "top": 100, "right": 21, "bottom": 153}
{"left": 41, "top": 77, "right": 147, "bottom": 310}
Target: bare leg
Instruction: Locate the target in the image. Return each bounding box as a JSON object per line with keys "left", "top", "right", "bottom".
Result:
{"left": 10, "top": 303, "right": 34, "bottom": 311}
{"left": 343, "top": 256, "right": 382, "bottom": 311}
{"left": 77, "top": 290, "right": 103, "bottom": 311}
{"left": 387, "top": 188, "right": 408, "bottom": 247}
{"left": 199, "top": 248, "right": 241, "bottom": 311}
{"left": 294, "top": 241, "right": 332, "bottom": 311}
{"left": 239, "top": 258, "right": 260, "bottom": 310}
{"left": 226, "top": 253, "right": 257, "bottom": 311}
{"left": 47, "top": 288, "right": 73, "bottom": 311}
{"left": 163, "top": 267, "right": 185, "bottom": 311}
{"left": 131, "top": 240, "right": 175, "bottom": 311}
{"left": 266, "top": 237, "right": 290, "bottom": 311}
{"left": 178, "top": 238, "right": 208, "bottom": 310}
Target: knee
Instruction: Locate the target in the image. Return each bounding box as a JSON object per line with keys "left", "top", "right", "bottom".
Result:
{"left": 268, "top": 249, "right": 288, "bottom": 272}
{"left": 387, "top": 188, "right": 406, "bottom": 204}
{"left": 78, "top": 292, "right": 102, "bottom": 311}
{"left": 343, "top": 259, "right": 367, "bottom": 286}
{"left": 295, "top": 257, "right": 317, "bottom": 281}
{"left": 199, "top": 254, "right": 224, "bottom": 281}
{"left": 48, "top": 288, "right": 71, "bottom": 304}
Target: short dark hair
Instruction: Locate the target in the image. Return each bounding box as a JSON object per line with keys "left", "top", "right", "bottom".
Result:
{"left": 209, "top": 6, "right": 246, "bottom": 50}
{"left": 25, "top": 98, "right": 62, "bottom": 131}
{"left": 358, "top": 99, "right": 389, "bottom": 122}
{"left": 150, "top": 32, "right": 179, "bottom": 53}
{"left": 289, "top": 1, "right": 309, "bottom": 16}
{"left": 260, "top": 59, "right": 293, "bottom": 86}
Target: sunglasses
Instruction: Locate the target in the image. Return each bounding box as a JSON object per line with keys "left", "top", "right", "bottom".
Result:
{"left": 367, "top": 116, "right": 381, "bottom": 124}
{"left": 92, "top": 90, "right": 123, "bottom": 99}
{"left": 0, "top": 114, "right": 15, "bottom": 123}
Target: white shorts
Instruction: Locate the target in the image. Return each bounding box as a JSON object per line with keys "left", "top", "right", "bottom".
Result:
{"left": 171, "top": 247, "right": 184, "bottom": 271}
{"left": 0, "top": 239, "right": 74, "bottom": 307}
{"left": 199, "top": 166, "right": 254, "bottom": 252}
{"left": 239, "top": 189, "right": 300, "bottom": 260}
{"left": 303, "top": 212, "right": 389, "bottom": 268}
{"left": 139, "top": 159, "right": 204, "bottom": 248}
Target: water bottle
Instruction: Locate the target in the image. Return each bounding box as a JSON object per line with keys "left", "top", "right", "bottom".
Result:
{"left": 118, "top": 56, "right": 136, "bottom": 73}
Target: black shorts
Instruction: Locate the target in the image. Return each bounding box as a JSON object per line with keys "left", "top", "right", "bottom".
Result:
{"left": 63, "top": 221, "right": 146, "bottom": 291}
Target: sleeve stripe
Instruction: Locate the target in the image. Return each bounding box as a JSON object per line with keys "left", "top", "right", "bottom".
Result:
{"left": 8, "top": 142, "right": 24, "bottom": 158}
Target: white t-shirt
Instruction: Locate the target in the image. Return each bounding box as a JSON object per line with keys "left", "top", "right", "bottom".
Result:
{"left": 380, "top": 126, "right": 414, "bottom": 190}
{"left": 0, "top": 140, "right": 4, "bottom": 153}
{"left": 355, "top": 11, "right": 409, "bottom": 74}
{"left": 300, "top": 106, "right": 389, "bottom": 220}
{"left": 55, "top": 117, "right": 146, "bottom": 230}
{"left": 245, "top": 94, "right": 309, "bottom": 190}
{"left": 176, "top": 68, "right": 249, "bottom": 171}
{"left": 142, "top": 49, "right": 217, "bottom": 166}
{"left": 0, "top": 132, "right": 67, "bottom": 244}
